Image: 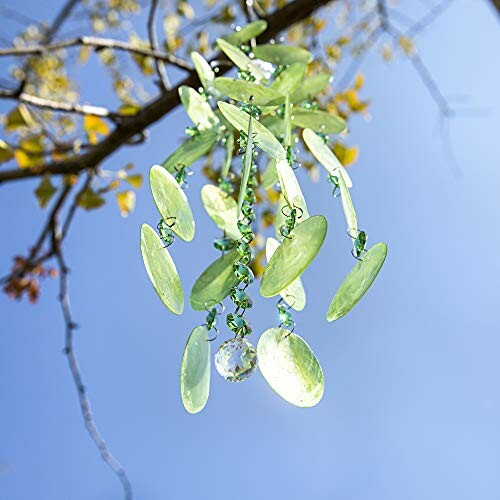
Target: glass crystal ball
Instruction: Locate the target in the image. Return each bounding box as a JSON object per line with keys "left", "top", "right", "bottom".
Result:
{"left": 215, "top": 337, "right": 258, "bottom": 382}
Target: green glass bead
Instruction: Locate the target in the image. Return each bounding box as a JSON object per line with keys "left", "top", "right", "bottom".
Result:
{"left": 233, "top": 262, "right": 254, "bottom": 284}
{"left": 226, "top": 313, "right": 251, "bottom": 336}
{"left": 328, "top": 174, "right": 340, "bottom": 187}
{"left": 247, "top": 176, "right": 259, "bottom": 188}
{"left": 236, "top": 241, "right": 254, "bottom": 265}
{"left": 244, "top": 188, "right": 256, "bottom": 204}
{"left": 185, "top": 125, "right": 200, "bottom": 137}
{"left": 353, "top": 230, "right": 367, "bottom": 257}
{"left": 237, "top": 220, "right": 253, "bottom": 237}
{"left": 205, "top": 308, "right": 218, "bottom": 330}
{"left": 214, "top": 237, "right": 236, "bottom": 252}
{"left": 237, "top": 69, "right": 256, "bottom": 82}
{"left": 241, "top": 202, "right": 255, "bottom": 221}
{"left": 230, "top": 287, "right": 253, "bottom": 309}
{"left": 280, "top": 224, "right": 292, "bottom": 239}
{"left": 236, "top": 240, "right": 251, "bottom": 257}
{"left": 219, "top": 176, "right": 234, "bottom": 195}
{"left": 279, "top": 309, "right": 292, "bottom": 325}
{"left": 157, "top": 219, "right": 175, "bottom": 247}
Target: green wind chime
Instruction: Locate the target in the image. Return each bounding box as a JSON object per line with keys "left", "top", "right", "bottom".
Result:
{"left": 139, "top": 20, "right": 388, "bottom": 413}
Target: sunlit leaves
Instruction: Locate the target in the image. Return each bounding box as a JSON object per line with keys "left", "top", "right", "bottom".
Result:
{"left": 14, "top": 135, "right": 44, "bottom": 168}
{"left": 83, "top": 115, "right": 109, "bottom": 145}
{"left": 252, "top": 44, "right": 313, "bottom": 65}
{"left": 5, "top": 105, "right": 35, "bottom": 132}
{"left": 34, "top": 175, "right": 57, "bottom": 208}
{"left": 0, "top": 140, "right": 14, "bottom": 164}
{"left": 338, "top": 174, "right": 357, "bottom": 234}
{"left": 218, "top": 102, "right": 286, "bottom": 160}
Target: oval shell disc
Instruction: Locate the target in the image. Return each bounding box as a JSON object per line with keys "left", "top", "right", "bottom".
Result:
{"left": 181, "top": 325, "right": 211, "bottom": 414}
{"left": 327, "top": 242, "right": 388, "bottom": 322}
{"left": 190, "top": 249, "right": 240, "bottom": 311}
{"left": 257, "top": 327, "right": 324, "bottom": 407}
{"left": 260, "top": 215, "right": 327, "bottom": 298}
{"left": 266, "top": 237, "right": 306, "bottom": 311}
{"left": 150, "top": 165, "right": 195, "bottom": 242}
{"left": 140, "top": 223, "right": 184, "bottom": 314}
{"left": 201, "top": 185, "right": 240, "bottom": 240}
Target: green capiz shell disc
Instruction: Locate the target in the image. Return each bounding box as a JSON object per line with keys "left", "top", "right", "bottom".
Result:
{"left": 327, "top": 242, "right": 388, "bottom": 322}
{"left": 140, "top": 223, "right": 184, "bottom": 314}
{"left": 180, "top": 325, "right": 211, "bottom": 414}
{"left": 258, "top": 327, "right": 324, "bottom": 407}
{"left": 190, "top": 249, "right": 240, "bottom": 311}
{"left": 260, "top": 215, "right": 327, "bottom": 297}
{"left": 150, "top": 165, "right": 195, "bottom": 242}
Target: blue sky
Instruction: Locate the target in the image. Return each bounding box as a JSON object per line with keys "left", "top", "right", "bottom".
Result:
{"left": 1, "top": 1, "right": 500, "bottom": 499}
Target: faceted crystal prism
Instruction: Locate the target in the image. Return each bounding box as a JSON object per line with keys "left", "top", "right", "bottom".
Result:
{"left": 215, "top": 338, "right": 258, "bottom": 382}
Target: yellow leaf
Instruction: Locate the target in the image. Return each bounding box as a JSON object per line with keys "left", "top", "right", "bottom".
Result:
{"left": 116, "top": 190, "right": 136, "bottom": 217}
{"left": 0, "top": 139, "right": 14, "bottom": 164}
{"left": 398, "top": 36, "right": 415, "bottom": 56}
{"left": 78, "top": 46, "right": 91, "bottom": 64}
{"left": 118, "top": 104, "right": 140, "bottom": 116}
{"left": 124, "top": 174, "right": 143, "bottom": 189}
{"left": 333, "top": 143, "right": 359, "bottom": 166}
{"left": 34, "top": 175, "right": 57, "bottom": 208}
{"left": 78, "top": 187, "right": 106, "bottom": 210}
{"left": 354, "top": 74, "right": 364, "bottom": 90}
{"left": 83, "top": 115, "right": 109, "bottom": 145}
{"left": 5, "top": 104, "right": 35, "bottom": 131}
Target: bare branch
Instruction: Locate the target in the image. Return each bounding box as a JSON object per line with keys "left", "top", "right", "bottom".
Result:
{"left": 0, "top": 36, "right": 193, "bottom": 71}
{"left": 0, "top": 0, "right": 336, "bottom": 185}
{"left": 0, "top": 88, "right": 120, "bottom": 119}
{"left": 52, "top": 221, "right": 132, "bottom": 500}
{"left": 147, "top": 0, "right": 171, "bottom": 91}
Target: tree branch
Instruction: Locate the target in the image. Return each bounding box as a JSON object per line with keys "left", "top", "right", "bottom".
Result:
{"left": 0, "top": 35, "right": 193, "bottom": 70}
{"left": 0, "top": 0, "right": 336, "bottom": 185}
{"left": 52, "top": 221, "right": 132, "bottom": 500}
{"left": 0, "top": 88, "right": 120, "bottom": 119}
{"left": 147, "top": 0, "right": 171, "bottom": 91}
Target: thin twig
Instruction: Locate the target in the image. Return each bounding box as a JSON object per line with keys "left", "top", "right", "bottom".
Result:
{"left": 0, "top": 36, "right": 193, "bottom": 71}
{"left": 0, "top": 88, "right": 120, "bottom": 119}
{"left": 52, "top": 220, "right": 133, "bottom": 500}
{"left": 147, "top": 0, "right": 171, "bottom": 91}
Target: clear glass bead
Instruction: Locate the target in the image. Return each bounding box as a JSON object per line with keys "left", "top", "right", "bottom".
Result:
{"left": 215, "top": 338, "right": 258, "bottom": 382}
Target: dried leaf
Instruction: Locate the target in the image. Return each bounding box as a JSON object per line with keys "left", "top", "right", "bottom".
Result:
{"left": 78, "top": 187, "right": 106, "bottom": 210}
{"left": 34, "top": 175, "right": 57, "bottom": 208}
